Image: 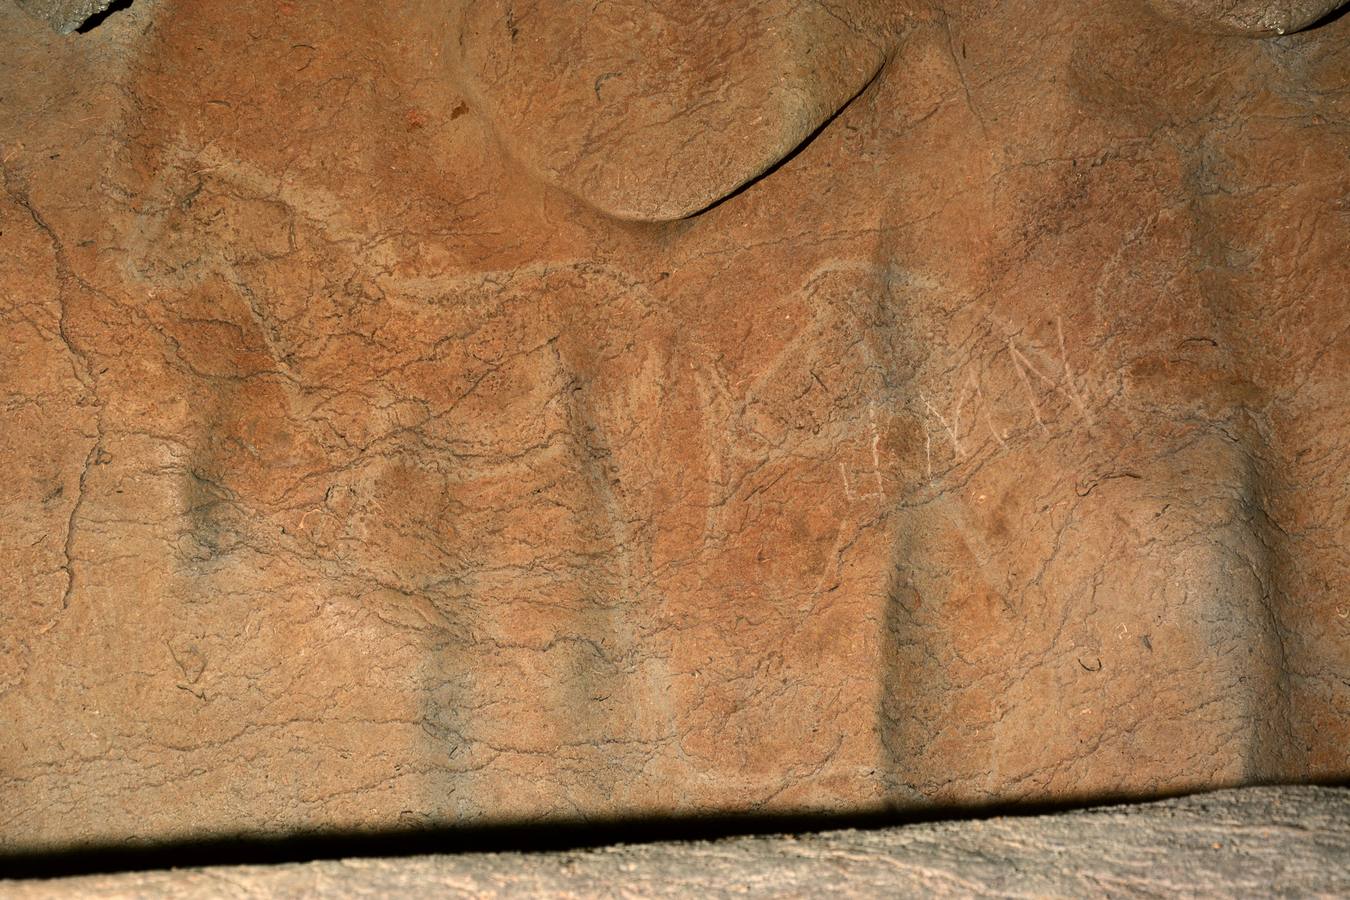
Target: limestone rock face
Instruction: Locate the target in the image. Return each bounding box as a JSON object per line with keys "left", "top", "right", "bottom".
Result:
{"left": 13, "top": 0, "right": 113, "bottom": 34}
{"left": 457, "top": 0, "right": 899, "bottom": 220}
{"left": 1150, "top": 0, "right": 1347, "bottom": 35}
{"left": 5, "top": 786, "right": 1349, "bottom": 897}
{"left": 1, "top": 0, "right": 1347, "bottom": 852}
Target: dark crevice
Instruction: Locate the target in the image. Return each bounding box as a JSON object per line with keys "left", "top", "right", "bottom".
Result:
{"left": 680, "top": 57, "right": 890, "bottom": 220}
{"left": 2, "top": 778, "right": 1345, "bottom": 880}
{"left": 75, "top": 0, "right": 133, "bottom": 34}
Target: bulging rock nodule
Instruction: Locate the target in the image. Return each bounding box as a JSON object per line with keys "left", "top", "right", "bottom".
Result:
{"left": 14, "top": 0, "right": 114, "bottom": 33}
{"left": 1149, "top": 0, "right": 1348, "bottom": 34}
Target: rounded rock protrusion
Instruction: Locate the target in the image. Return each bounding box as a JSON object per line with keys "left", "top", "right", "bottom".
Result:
{"left": 453, "top": 0, "right": 894, "bottom": 221}
{"left": 1148, "top": 0, "right": 1347, "bottom": 35}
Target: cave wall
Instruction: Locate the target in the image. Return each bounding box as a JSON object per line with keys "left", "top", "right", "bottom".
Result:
{"left": 1, "top": 0, "right": 1347, "bottom": 851}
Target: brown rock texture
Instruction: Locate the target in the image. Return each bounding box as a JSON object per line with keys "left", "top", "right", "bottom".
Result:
{"left": 4, "top": 786, "right": 1349, "bottom": 897}
{"left": 1, "top": 0, "right": 1347, "bottom": 852}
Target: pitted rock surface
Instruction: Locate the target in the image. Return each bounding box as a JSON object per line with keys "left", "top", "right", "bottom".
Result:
{"left": 1, "top": 0, "right": 1347, "bottom": 851}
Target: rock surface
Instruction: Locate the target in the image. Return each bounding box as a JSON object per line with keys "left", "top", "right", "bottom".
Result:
{"left": 1151, "top": 0, "right": 1348, "bottom": 35}
{"left": 1, "top": 0, "right": 1348, "bottom": 852}
{"left": 13, "top": 0, "right": 112, "bottom": 34}
{"left": 4, "top": 786, "right": 1349, "bottom": 897}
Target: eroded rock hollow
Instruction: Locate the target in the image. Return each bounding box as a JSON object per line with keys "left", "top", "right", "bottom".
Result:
{"left": 1, "top": 0, "right": 1347, "bottom": 851}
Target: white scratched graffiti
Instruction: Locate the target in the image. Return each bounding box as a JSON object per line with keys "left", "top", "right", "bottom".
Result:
{"left": 921, "top": 315, "right": 1094, "bottom": 477}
